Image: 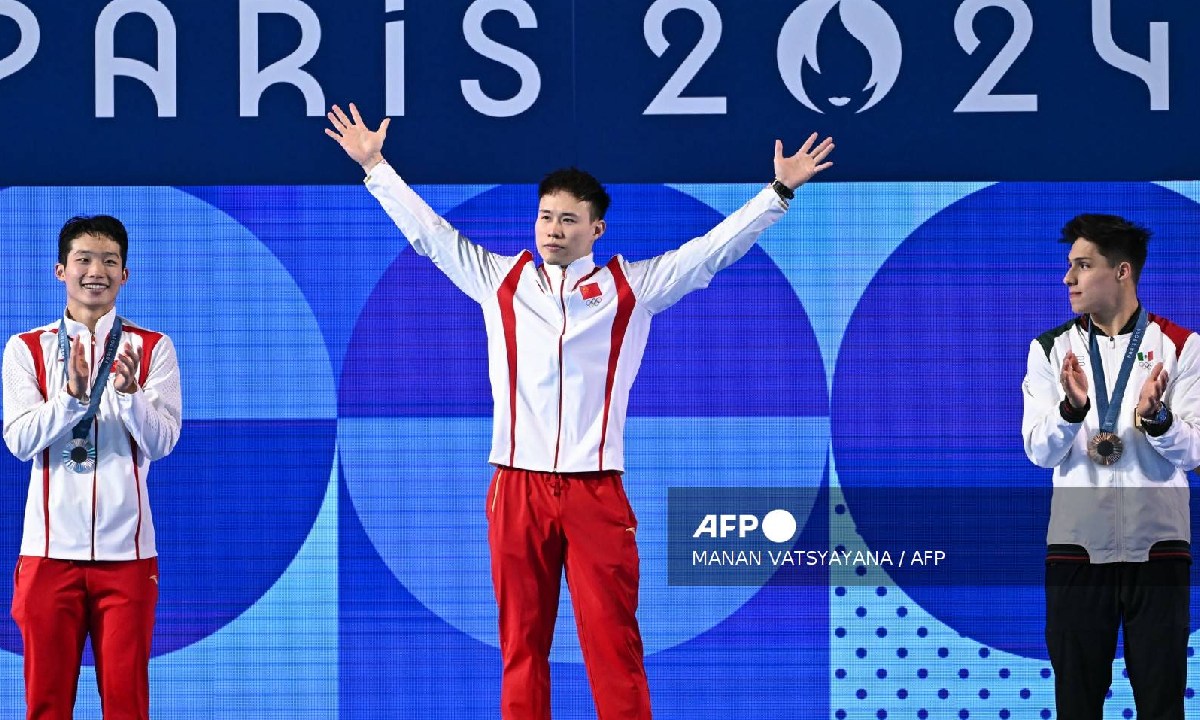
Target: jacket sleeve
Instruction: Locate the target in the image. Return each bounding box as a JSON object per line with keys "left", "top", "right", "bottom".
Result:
{"left": 365, "top": 161, "right": 520, "bottom": 303}
{"left": 2, "top": 335, "right": 88, "bottom": 461}
{"left": 625, "top": 187, "right": 787, "bottom": 315}
{"left": 1022, "top": 339, "right": 1084, "bottom": 468}
{"left": 1144, "top": 333, "right": 1200, "bottom": 470}
{"left": 116, "top": 334, "right": 182, "bottom": 461}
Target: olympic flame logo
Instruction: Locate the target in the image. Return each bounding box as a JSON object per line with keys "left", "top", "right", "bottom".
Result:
{"left": 777, "top": 0, "right": 902, "bottom": 113}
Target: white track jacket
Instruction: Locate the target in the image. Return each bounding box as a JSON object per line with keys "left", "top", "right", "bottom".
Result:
{"left": 3, "top": 308, "right": 181, "bottom": 560}
{"left": 367, "top": 163, "right": 788, "bottom": 472}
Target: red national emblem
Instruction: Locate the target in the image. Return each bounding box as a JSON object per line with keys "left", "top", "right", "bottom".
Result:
{"left": 580, "top": 282, "right": 603, "bottom": 307}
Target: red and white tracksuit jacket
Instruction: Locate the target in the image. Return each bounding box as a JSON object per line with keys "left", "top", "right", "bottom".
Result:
{"left": 2, "top": 308, "right": 182, "bottom": 560}
{"left": 366, "top": 162, "right": 788, "bottom": 471}
{"left": 1022, "top": 311, "right": 1200, "bottom": 563}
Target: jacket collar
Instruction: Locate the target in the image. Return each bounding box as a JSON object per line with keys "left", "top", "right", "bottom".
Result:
{"left": 541, "top": 254, "right": 598, "bottom": 290}
{"left": 61, "top": 306, "right": 119, "bottom": 341}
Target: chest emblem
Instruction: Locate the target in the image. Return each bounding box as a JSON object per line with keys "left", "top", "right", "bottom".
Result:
{"left": 580, "top": 282, "right": 603, "bottom": 307}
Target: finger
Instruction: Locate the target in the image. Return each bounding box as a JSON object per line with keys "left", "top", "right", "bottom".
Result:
{"left": 324, "top": 128, "right": 346, "bottom": 144}
{"left": 797, "top": 132, "right": 817, "bottom": 155}
{"left": 812, "top": 161, "right": 833, "bottom": 172}
{"left": 349, "top": 102, "right": 364, "bottom": 126}
{"left": 379, "top": 117, "right": 391, "bottom": 136}
{"left": 812, "top": 140, "right": 835, "bottom": 163}
{"left": 774, "top": 139, "right": 783, "bottom": 160}
{"left": 120, "top": 347, "right": 137, "bottom": 370}
{"left": 332, "top": 104, "right": 352, "bottom": 128}
{"left": 326, "top": 110, "right": 346, "bottom": 132}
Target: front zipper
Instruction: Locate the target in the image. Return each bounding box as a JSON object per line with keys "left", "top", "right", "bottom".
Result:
{"left": 551, "top": 272, "right": 568, "bottom": 471}
{"left": 90, "top": 334, "right": 98, "bottom": 561}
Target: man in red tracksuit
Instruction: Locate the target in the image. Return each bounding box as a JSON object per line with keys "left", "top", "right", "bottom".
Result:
{"left": 326, "top": 103, "right": 833, "bottom": 719}
{"left": 3, "top": 215, "right": 183, "bottom": 719}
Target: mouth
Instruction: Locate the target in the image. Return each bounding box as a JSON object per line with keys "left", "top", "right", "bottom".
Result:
{"left": 81, "top": 283, "right": 109, "bottom": 291}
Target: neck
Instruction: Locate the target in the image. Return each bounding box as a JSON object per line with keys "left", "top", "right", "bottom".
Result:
{"left": 1090, "top": 297, "right": 1139, "bottom": 337}
{"left": 66, "top": 304, "right": 112, "bottom": 333}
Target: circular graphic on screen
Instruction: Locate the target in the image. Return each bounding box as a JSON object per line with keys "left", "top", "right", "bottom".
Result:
{"left": 339, "top": 183, "right": 828, "bottom": 661}
{"left": 831, "top": 182, "right": 1200, "bottom": 659}
{"left": 0, "top": 186, "right": 337, "bottom": 658}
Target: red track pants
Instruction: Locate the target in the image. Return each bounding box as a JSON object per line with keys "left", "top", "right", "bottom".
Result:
{"left": 11, "top": 556, "right": 158, "bottom": 720}
{"left": 487, "top": 467, "right": 652, "bottom": 720}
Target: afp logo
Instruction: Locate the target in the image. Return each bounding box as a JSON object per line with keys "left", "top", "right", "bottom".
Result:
{"left": 777, "top": 0, "right": 902, "bottom": 113}
{"left": 692, "top": 509, "right": 798, "bottom": 544}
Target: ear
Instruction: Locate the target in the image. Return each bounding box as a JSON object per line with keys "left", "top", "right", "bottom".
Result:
{"left": 55, "top": 263, "right": 66, "bottom": 283}
{"left": 1117, "top": 261, "right": 1131, "bottom": 281}
{"left": 592, "top": 218, "right": 606, "bottom": 242}
{"left": 121, "top": 266, "right": 129, "bottom": 285}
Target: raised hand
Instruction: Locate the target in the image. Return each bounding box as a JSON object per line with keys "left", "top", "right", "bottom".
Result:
{"left": 1136, "top": 363, "right": 1169, "bottom": 418}
{"left": 325, "top": 103, "right": 390, "bottom": 172}
{"left": 66, "top": 336, "right": 90, "bottom": 401}
{"left": 1060, "top": 351, "right": 1088, "bottom": 409}
{"left": 113, "top": 342, "right": 141, "bottom": 394}
{"left": 774, "top": 133, "right": 835, "bottom": 190}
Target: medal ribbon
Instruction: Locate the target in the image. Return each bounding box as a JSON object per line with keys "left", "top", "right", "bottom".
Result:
{"left": 58, "top": 317, "right": 124, "bottom": 440}
{"left": 1087, "top": 309, "right": 1147, "bottom": 434}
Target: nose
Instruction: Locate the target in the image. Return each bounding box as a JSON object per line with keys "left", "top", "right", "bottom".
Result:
{"left": 1063, "top": 268, "right": 1075, "bottom": 285}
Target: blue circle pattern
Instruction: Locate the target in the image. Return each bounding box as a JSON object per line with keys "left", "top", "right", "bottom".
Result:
{"left": 830, "top": 580, "right": 1200, "bottom": 718}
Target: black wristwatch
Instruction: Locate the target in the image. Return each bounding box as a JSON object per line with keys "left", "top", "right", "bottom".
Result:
{"left": 1137, "top": 402, "right": 1171, "bottom": 429}
{"left": 771, "top": 179, "right": 795, "bottom": 201}
{"left": 1135, "top": 402, "right": 1172, "bottom": 437}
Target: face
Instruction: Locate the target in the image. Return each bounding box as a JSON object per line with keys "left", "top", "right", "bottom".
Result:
{"left": 55, "top": 233, "right": 128, "bottom": 317}
{"left": 1063, "top": 237, "right": 1125, "bottom": 316}
{"left": 535, "top": 191, "right": 605, "bottom": 267}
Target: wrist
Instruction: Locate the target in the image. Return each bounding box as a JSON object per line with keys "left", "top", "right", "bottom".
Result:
{"left": 1059, "top": 396, "right": 1089, "bottom": 423}
{"left": 361, "top": 154, "right": 386, "bottom": 174}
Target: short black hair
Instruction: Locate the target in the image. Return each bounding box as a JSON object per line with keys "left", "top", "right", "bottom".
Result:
{"left": 58, "top": 215, "right": 129, "bottom": 267}
{"left": 1060, "top": 213, "right": 1150, "bottom": 283}
{"left": 538, "top": 168, "right": 611, "bottom": 220}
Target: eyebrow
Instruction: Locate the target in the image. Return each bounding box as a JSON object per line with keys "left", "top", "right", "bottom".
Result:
{"left": 71, "top": 250, "right": 121, "bottom": 258}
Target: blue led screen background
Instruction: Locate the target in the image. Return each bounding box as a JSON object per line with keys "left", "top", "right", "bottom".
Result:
{"left": 0, "top": 181, "right": 1197, "bottom": 718}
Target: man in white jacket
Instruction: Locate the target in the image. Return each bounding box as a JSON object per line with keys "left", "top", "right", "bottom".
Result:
{"left": 1022, "top": 213, "right": 1200, "bottom": 720}
{"left": 3, "top": 215, "right": 182, "bottom": 720}
{"left": 326, "top": 103, "right": 832, "bottom": 719}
